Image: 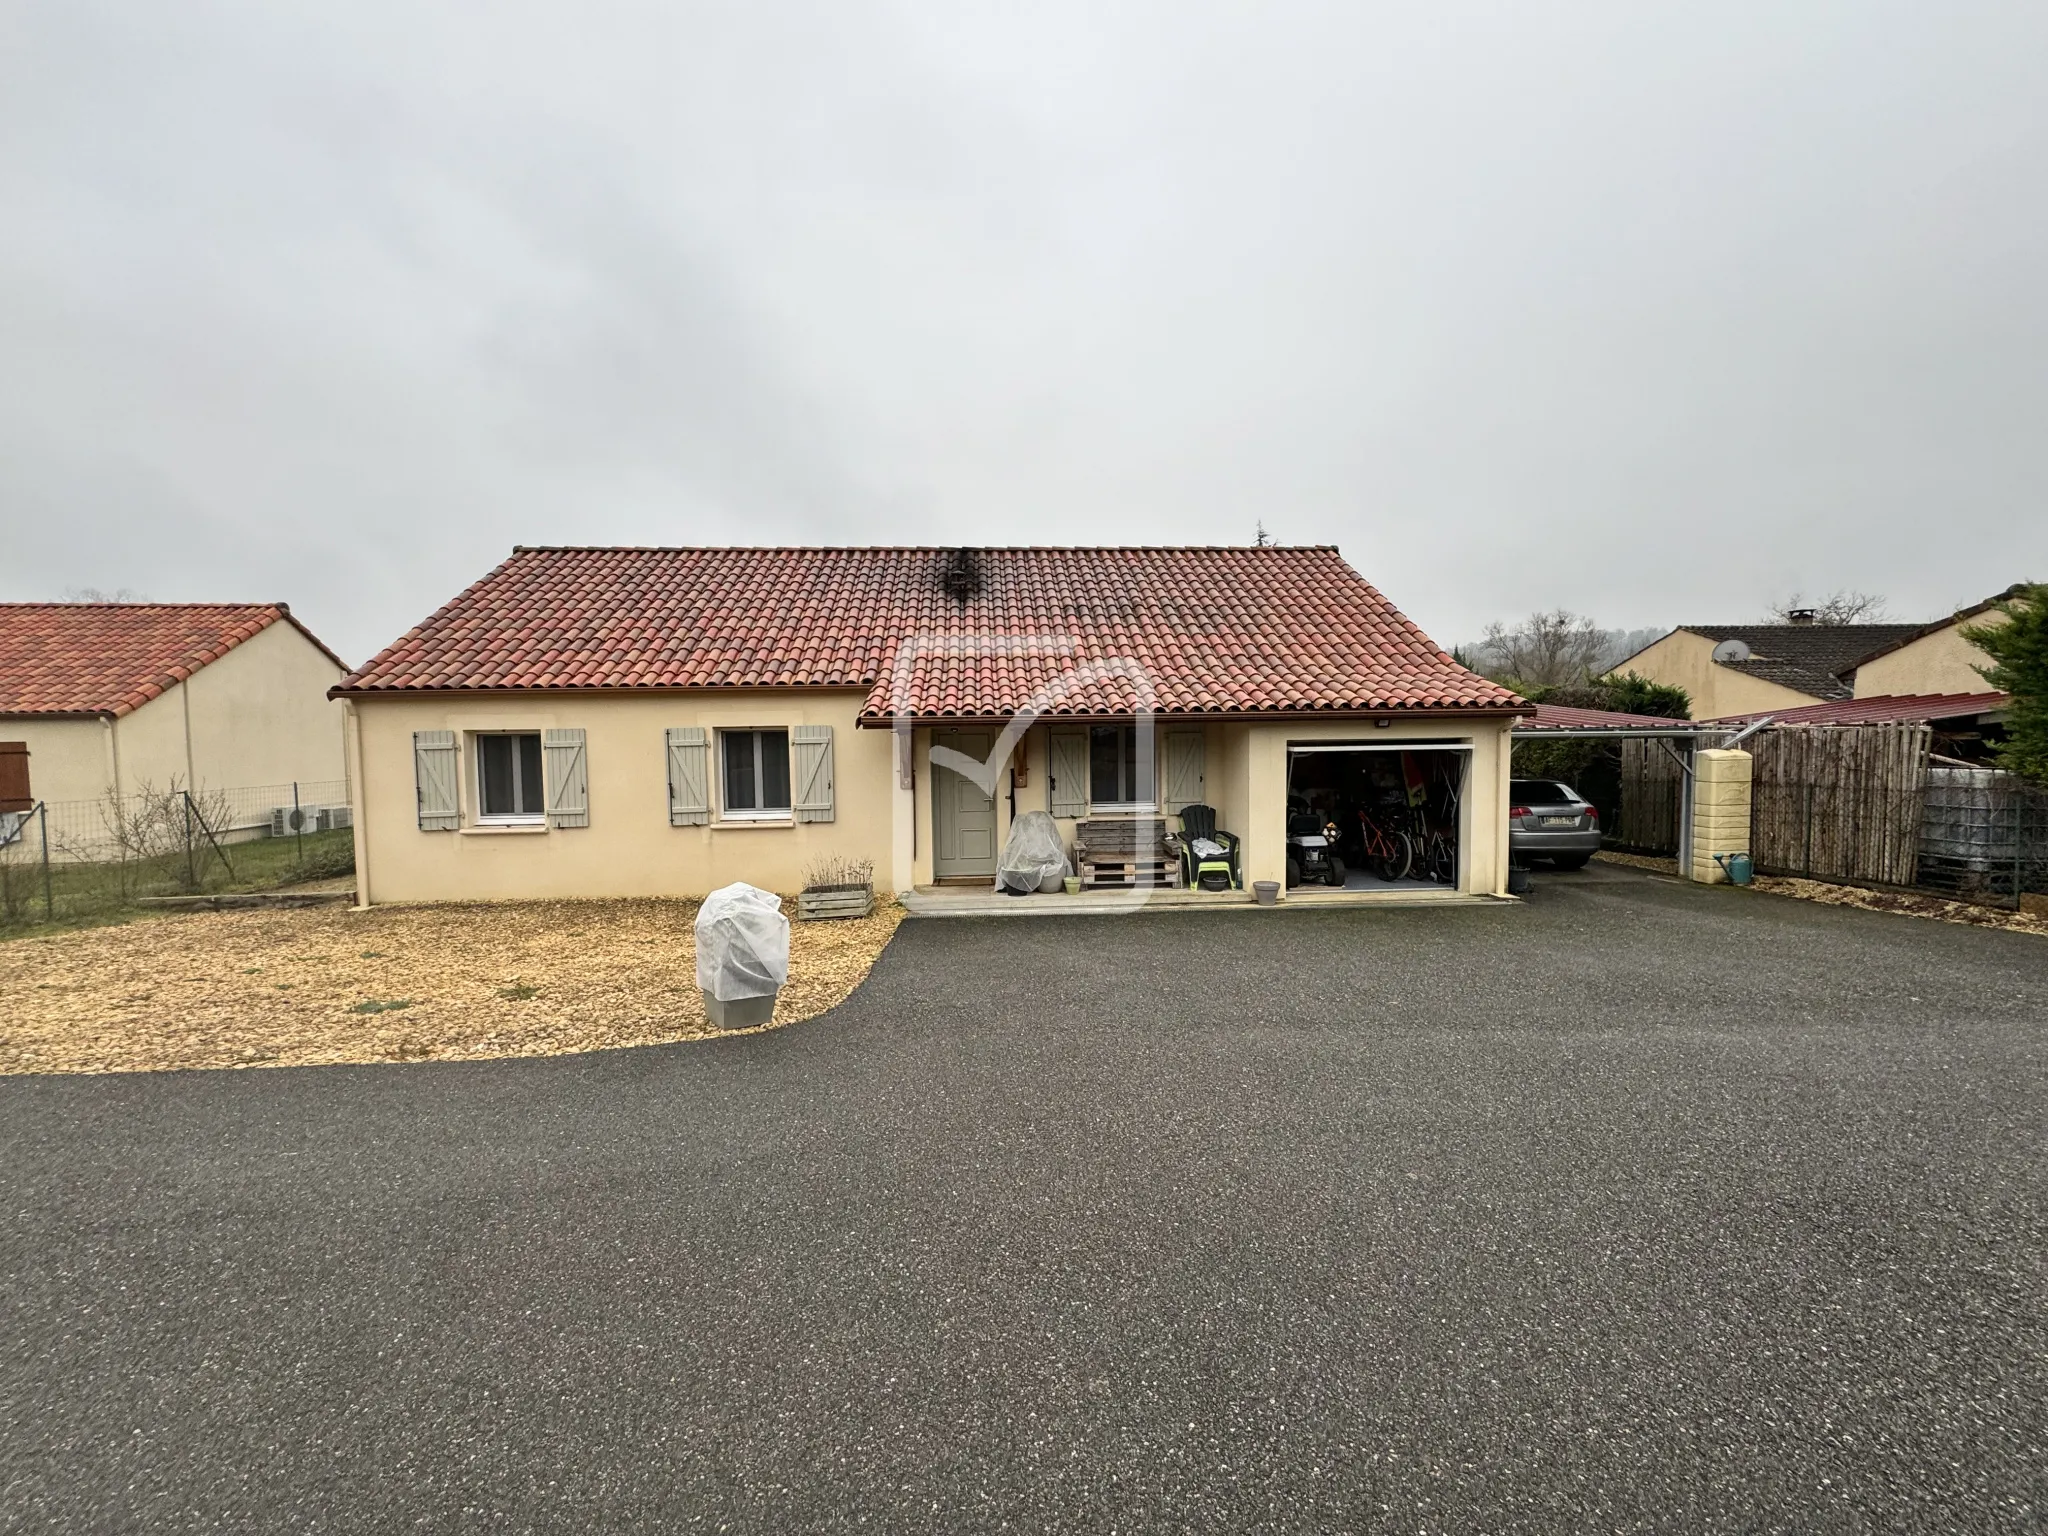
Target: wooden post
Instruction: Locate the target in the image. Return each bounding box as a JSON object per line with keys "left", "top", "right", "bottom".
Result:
{"left": 39, "top": 803, "right": 52, "bottom": 921}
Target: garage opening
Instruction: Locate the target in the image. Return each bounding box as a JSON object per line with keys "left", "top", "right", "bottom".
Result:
{"left": 1284, "top": 742, "right": 1470, "bottom": 892}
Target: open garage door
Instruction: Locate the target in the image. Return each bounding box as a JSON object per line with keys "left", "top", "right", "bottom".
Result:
{"left": 1285, "top": 741, "right": 1471, "bottom": 892}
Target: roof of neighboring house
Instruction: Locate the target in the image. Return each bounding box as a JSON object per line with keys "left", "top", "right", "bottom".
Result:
{"left": 1829, "top": 583, "right": 2031, "bottom": 672}
{"left": 336, "top": 546, "right": 1523, "bottom": 721}
{"left": 1517, "top": 702, "right": 1703, "bottom": 732}
{"left": 0, "top": 603, "right": 346, "bottom": 718}
{"left": 1622, "top": 622, "right": 1927, "bottom": 700}
{"left": 1705, "top": 691, "right": 2011, "bottom": 727}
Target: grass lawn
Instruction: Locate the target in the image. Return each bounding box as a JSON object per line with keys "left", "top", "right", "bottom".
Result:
{"left": 0, "top": 828, "right": 356, "bottom": 937}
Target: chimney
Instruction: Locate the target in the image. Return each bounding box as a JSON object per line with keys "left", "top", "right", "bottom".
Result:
{"left": 1786, "top": 608, "right": 1816, "bottom": 626}
{"left": 939, "top": 547, "right": 983, "bottom": 604}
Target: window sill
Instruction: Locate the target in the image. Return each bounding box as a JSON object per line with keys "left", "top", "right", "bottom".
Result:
{"left": 713, "top": 816, "right": 795, "bottom": 830}
{"left": 460, "top": 821, "right": 549, "bottom": 836}
{"left": 1087, "top": 804, "right": 1159, "bottom": 817}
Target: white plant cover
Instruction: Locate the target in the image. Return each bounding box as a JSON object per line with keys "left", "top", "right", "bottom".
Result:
{"left": 996, "top": 809, "right": 1070, "bottom": 892}
{"left": 1190, "top": 836, "right": 1226, "bottom": 860}
{"left": 694, "top": 883, "right": 791, "bottom": 1000}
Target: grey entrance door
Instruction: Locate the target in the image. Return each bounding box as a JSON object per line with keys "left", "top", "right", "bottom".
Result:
{"left": 932, "top": 730, "right": 999, "bottom": 879}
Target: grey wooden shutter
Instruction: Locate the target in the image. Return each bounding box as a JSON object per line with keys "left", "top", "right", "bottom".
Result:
{"left": 543, "top": 728, "right": 589, "bottom": 828}
{"left": 413, "top": 731, "right": 460, "bottom": 830}
{"left": 1048, "top": 729, "right": 1087, "bottom": 818}
{"left": 791, "top": 725, "right": 835, "bottom": 823}
{"left": 1163, "top": 731, "right": 1206, "bottom": 814}
{"left": 667, "top": 727, "right": 709, "bottom": 825}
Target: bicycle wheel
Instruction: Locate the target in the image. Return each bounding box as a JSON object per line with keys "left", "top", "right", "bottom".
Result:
{"left": 1372, "top": 830, "right": 1414, "bottom": 882}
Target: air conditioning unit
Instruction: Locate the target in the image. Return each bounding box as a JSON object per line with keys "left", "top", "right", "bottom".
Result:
{"left": 271, "top": 805, "right": 323, "bottom": 836}
{"left": 319, "top": 805, "right": 353, "bottom": 832}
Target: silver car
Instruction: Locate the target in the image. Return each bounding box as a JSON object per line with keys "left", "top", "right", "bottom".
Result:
{"left": 1509, "top": 779, "right": 1601, "bottom": 869}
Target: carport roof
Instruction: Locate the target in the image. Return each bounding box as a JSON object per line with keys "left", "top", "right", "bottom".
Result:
{"left": 1705, "top": 691, "right": 2010, "bottom": 727}
{"left": 1512, "top": 703, "right": 1708, "bottom": 738}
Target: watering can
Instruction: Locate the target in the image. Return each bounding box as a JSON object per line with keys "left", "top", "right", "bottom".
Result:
{"left": 1713, "top": 852, "right": 1754, "bottom": 886}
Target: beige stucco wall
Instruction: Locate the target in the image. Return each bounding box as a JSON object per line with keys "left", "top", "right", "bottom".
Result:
{"left": 1235, "top": 718, "right": 1515, "bottom": 897}
{"left": 887, "top": 714, "right": 1510, "bottom": 898}
{"left": 352, "top": 690, "right": 895, "bottom": 904}
{"left": 182, "top": 620, "right": 347, "bottom": 792}
{"left": 0, "top": 620, "right": 346, "bottom": 814}
{"left": 1614, "top": 630, "right": 1822, "bottom": 719}
{"left": 1689, "top": 749, "right": 1753, "bottom": 883}
{"left": 1850, "top": 613, "right": 2002, "bottom": 698}
{"left": 0, "top": 718, "right": 115, "bottom": 806}
{"left": 353, "top": 700, "right": 1513, "bottom": 904}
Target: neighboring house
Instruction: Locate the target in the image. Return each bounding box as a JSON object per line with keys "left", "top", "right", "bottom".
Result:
{"left": 333, "top": 546, "right": 1526, "bottom": 904}
{"left": 1844, "top": 585, "right": 2024, "bottom": 699}
{"left": 1613, "top": 620, "right": 1925, "bottom": 719}
{"left": 0, "top": 603, "right": 349, "bottom": 817}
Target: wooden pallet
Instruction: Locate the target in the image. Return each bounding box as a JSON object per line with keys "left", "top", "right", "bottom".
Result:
{"left": 1078, "top": 856, "right": 1181, "bottom": 890}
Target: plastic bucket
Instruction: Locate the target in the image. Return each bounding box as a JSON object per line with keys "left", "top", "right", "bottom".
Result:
{"left": 1253, "top": 880, "right": 1280, "bottom": 906}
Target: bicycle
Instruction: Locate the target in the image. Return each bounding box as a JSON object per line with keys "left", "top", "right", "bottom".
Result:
{"left": 1356, "top": 808, "right": 1414, "bottom": 882}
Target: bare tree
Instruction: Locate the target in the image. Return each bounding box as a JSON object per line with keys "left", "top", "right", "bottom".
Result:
{"left": 1766, "top": 590, "right": 1889, "bottom": 625}
{"left": 61, "top": 586, "right": 148, "bottom": 603}
{"left": 1476, "top": 610, "right": 1608, "bottom": 688}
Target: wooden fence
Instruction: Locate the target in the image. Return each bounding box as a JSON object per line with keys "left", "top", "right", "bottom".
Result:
{"left": 1618, "top": 722, "right": 2043, "bottom": 901}
{"left": 1747, "top": 724, "right": 1932, "bottom": 886}
{"left": 1617, "top": 734, "right": 1727, "bottom": 854}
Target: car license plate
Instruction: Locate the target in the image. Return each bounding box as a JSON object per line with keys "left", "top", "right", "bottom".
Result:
{"left": 1540, "top": 815, "right": 1576, "bottom": 826}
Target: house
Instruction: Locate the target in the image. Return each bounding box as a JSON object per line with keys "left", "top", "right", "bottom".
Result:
{"left": 333, "top": 546, "right": 1526, "bottom": 904}
{"left": 1613, "top": 619, "right": 1926, "bottom": 719}
{"left": 0, "top": 604, "right": 349, "bottom": 828}
{"left": 1842, "top": 585, "right": 2025, "bottom": 699}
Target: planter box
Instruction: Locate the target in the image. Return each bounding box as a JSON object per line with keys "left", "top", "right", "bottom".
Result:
{"left": 798, "top": 885, "right": 874, "bottom": 921}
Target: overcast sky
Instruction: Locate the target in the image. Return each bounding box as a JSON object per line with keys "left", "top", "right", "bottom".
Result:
{"left": 4, "top": 2, "right": 2045, "bottom": 665}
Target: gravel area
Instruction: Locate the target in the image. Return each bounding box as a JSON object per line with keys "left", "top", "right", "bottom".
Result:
{"left": 1, "top": 862, "right": 2042, "bottom": 1531}
{"left": 0, "top": 897, "right": 904, "bottom": 1075}
{"left": 1594, "top": 850, "right": 2048, "bottom": 937}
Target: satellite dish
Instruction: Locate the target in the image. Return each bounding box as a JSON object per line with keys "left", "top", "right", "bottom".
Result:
{"left": 1712, "top": 639, "right": 1752, "bottom": 664}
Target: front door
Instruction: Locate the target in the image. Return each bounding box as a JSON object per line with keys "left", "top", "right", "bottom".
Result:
{"left": 932, "top": 730, "right": 999, "bottom": 879}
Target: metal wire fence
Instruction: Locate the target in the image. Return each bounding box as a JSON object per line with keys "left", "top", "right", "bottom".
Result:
{"left": 0, "top": 779, "right": 353, "bottom": 927}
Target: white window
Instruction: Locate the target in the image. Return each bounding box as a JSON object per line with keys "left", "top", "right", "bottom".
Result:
{"left": 721, "top": 729, "right": 792, "bottom": 820}
{"left": 1089, "top": 725, "right": 1154, "bottom": 811}
{"left": 476, "top": 733, "right": 546, "bottom": 822}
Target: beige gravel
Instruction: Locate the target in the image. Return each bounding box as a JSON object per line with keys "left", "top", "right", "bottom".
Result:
{"left": 0, "top": 897, "right": 905, "bottom": 1076}
{"left": 1593, "top": 851, "right": 2046, "bottom": 938}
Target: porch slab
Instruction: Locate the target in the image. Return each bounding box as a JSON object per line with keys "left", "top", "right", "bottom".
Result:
{"left": 898, "top": 885, "right": 1512, "bottom": 917}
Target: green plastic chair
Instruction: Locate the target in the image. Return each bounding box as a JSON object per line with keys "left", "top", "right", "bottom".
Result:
{"left": 1177, "top": 804, "right": 1241, "bottom": 891}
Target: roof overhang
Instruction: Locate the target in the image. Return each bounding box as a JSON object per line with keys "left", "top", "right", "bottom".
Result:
{"left": 856, "top": 707, "right": 1528, "bottom": 729}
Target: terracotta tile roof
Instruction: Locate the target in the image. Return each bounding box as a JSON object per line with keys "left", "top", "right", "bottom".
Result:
{"left": 1705, "top": 692, "right": 2011, "bottom": 727}
{"left": 0, "top": 604, "right": 345, "bottom": 718}
{"left": 338, "top": 546, "right": 1522, "bottom": 721}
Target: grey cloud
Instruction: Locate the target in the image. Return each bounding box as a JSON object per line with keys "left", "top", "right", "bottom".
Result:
{"left": 3, "top": 0, "right": 2045, "bottom": 663}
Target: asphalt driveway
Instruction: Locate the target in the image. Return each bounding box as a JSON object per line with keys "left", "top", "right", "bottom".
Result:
{"left": 3, "top": 864, "right": 2043, "bottom": 1532}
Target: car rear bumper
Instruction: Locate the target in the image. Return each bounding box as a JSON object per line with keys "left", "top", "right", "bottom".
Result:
{"left": 1510, "top": 827, "right": 1604, "bottom": 858}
